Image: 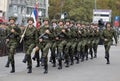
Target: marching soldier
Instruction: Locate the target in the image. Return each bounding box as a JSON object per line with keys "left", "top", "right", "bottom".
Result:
{"left": 50, "top": 19, "right": 58, "bottom": 67}
{"left": 35, "top": 18, "right": 54, "bottom": 74}
{"left": 64, "top": 19, "right": 72, "bottom": 67}
{"left": 32, "top": 20, "right": 42, "bottom": 67}
{"left": 0, "top": 22, "right": 7, "bottom": 56}
{"left": 55, "top": 19, "right": 67, "bottom": 69}
{"left": 93, "top": 23, "right": 100, "bottom": 58}
{"left": 22, "top": 17, "right": 37, "bottom": 73}
{"left": 101, "top": 22, "right": 117, "bottom": 64}
{"left": 70, "top": 20, "right": 77, "bottom": 65}
{"left": 5, "top": 16, "right": 21, "bottom": 73}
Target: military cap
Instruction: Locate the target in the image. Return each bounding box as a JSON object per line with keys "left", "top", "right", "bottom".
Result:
{"left": 81, "top": 21, "right": 86, "bottom": 25}
{"left": 9, "top": 16, "right": 16, "bottom": 21}
{"left": 65, "top": 19, "right": 71, "bottom": 22}
{"left": 76, "top": 21, "right": 81, "bottom": 24}
{"left": 51, "top": 19, "right": 57, "bottom": 23}
{"left": 58, "top": 19, "right": 64, "bottom": 23}
{"left": 70, "top": 20, "right": 75, "bottom": 24}
{"left": 27, "top": 17, "right": 34, "bottom": 23}
{"left": 85, "top": 22, "right": 90, "bottom": 26}
{"left": 43, "top": 17, "right": 49, "bottom": 22}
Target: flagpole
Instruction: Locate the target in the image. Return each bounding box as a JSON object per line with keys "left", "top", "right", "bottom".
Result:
{"left": 36, "top": 0, "right": 39, "bottom": 29}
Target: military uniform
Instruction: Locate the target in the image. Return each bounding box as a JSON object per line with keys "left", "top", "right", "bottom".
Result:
{"left": 22, "top": 17, "right": 37, "bottom": 73}
{"left": 101, "top": 22, "right": 117, "bottom": 64}
{"left": 0, "top": 23, "right": 7, "bottom": 56}
{"left": 37, "top": 18, "right": 54, "bottom": 74}
{"left": 93, "top": 24, "right": 100, "bottom": 58}
{"left": 5, "top": 16, "right": 21, "bottom": 73}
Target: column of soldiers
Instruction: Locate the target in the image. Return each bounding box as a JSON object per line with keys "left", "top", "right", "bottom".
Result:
{"left": 1, "top": 16, "right": 117, "bottom": 74}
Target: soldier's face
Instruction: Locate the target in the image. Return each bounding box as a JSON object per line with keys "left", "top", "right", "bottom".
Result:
{"left": 44, "top": 20, "right": 49, "bottom": 25}
{"left": 76, "top": 24, "right": 81, "bottom": 27}
{"left": 9, "top": 20, "right": 15, "bottom": 24}
{"left": 65, "top": 22, "right": 70, "bottom": 26}
{"left": 58, "top": 22, "right": 63, "bottom": 26}
{"left": 28, "top": 20, "right": 33, "bottom": 25}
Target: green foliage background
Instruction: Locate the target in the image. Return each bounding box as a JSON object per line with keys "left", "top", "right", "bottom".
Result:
{"left": 49, "top": 0, "right": 120, "bottom": 22}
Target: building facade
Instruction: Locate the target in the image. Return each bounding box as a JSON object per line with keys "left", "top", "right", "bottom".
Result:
{"left": 5, "top": 0, "right": 49, "bottom": 24}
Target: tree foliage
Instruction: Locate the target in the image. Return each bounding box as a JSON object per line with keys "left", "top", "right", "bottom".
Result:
{"left": 49, "top": 0, "right": 120, "bottom": 22}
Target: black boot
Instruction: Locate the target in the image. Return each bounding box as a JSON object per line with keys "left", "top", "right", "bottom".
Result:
{"left": 36, "top": 60, "right": 40, "bottom": 67}
{"left": 22, "top": 55, "right": 28, "bottom": 63}
{"left": 58, "top": 59, "right": 62, "bottom": 69}
{"left": 106, "top": 58, "right": 110, "bottom": 64}
{"left": 90, "top": 53, "right": 93, "bottom": 59}
{"left": 10, "top": 64, "right": 15, "bottom": 73}
{"left": 44, "top": 64, "right": 48, "bottom": 74}
{"left": 52, "top": 58, "right": 56, "bottom": 67}
{"left": 76, "top": 52, "right": 79, "bottom": 64}
{"left": 5, "top": 60, "right": 10, "bottom": 68}
{"left": 94, "top": 53, "right": 97, "bottom": 58}
{"left": 65, "top": 60, "right": 69, "bottom": 68}
{"left": 81, "top": 54, "right": 84, "bottom": 62}
{"left": 27, "top": 66, "right": 32, "bottom": 73}
{"left": 70, "top": 57, "right": 74, "bottom": 65}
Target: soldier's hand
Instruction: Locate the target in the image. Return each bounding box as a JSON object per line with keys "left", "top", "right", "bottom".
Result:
{"left": 39, "top": 38, "right": 43, "bottom": 42}
{"left": 6, "top": 39, "right": 9, "bottom": 43}
{"left": 62, "top": 29, "right": 65, "bottom": 33}
{"left": 56, "top": 37, "right": 59, "bottom": 40}
{"left": 11, "top": 29, "right": 15, "bottom": 33}
{"left": 104, "top": 39, "right": 108, "bottom": 41}
{"left": 45, "top": 30, "right": 50, "bottom": 34}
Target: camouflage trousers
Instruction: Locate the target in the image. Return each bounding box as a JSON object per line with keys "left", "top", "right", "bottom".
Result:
{"left": 7, "top": 42, "right": 17, "bottom": 65}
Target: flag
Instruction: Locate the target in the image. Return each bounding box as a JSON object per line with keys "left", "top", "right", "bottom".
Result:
{"left": 31, "top": 1, "right": 39, "bottom": 29}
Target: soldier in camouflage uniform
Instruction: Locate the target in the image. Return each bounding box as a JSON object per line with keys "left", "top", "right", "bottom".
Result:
{"left": 70, "top": 20, "right": 77, "bottom": 65}
{"left": 5, "top": 16, "right": 21, "bottom": 73}
{"left": 0, "top": 22, "right": 7, "bottom": 56}
{"left": 93, "top": 23, "right": 100, "bottom": 58}
{"left": 22, "top": 17, "right": 37, "bottom": 73}
{"left": 50, "top": 19, "right": 58, "bottom": 67}
{"left": 55, "top": 19, "right": 67, "bottom": 69}
{"left": 101, "top": 22, "right": 117, "bottom": 64}
{"left": 88, "top": 23, "right": 95, "bottom": 59}
{"left": 36, "top": 18, "right": 54, "bottom": 74}
{"left": 76, "top": 21, "right": 82, "bottom": 64}
{"left": 32, "top": 20, "right": 42, "bottom": 67}
{"left": 64, "top": 19, "right": 72, "bottom": 67}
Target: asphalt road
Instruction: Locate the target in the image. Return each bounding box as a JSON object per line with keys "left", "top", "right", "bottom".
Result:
{"left": 0, "top": 44, "right": 120, "bottom": 81}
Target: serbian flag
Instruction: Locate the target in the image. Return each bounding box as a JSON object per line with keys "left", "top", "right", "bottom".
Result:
{"left": 31, "top": 1, "right": 39, "bottom": 29}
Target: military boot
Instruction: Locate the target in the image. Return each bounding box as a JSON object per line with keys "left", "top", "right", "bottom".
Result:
{"left": 106, "top": 58, "right": 110, "bottom": 64}
{"left": 36, "top": 60, "right": 40, "bottom": 67}
{"left": 27, "top": 66, "right": 32, "bottom": 73}
{"left": 70, "top": 56, "right": 74, "bottom": 65}
{"left": 81, "top": 54, "right": 84, "bottom": 62}
{"left": 65, "top": 60, "right": 69, "bottom": 67}
{"left": 44, "top": 64, "right": 48, "bottom": 74}
{"left": 58, "top": 59, "right": 62, "bottom": 69}
{"left": 52, "top": 57, "right": 56, "bottom": 67}
{"left": 10, "top": 64, "right": 15, "bottom": 73}
{"left": 75, "top": 52, "right": 79, "bottom": 64}
{"left": 22, "top": 55, "right": 28, "bottom": 63}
